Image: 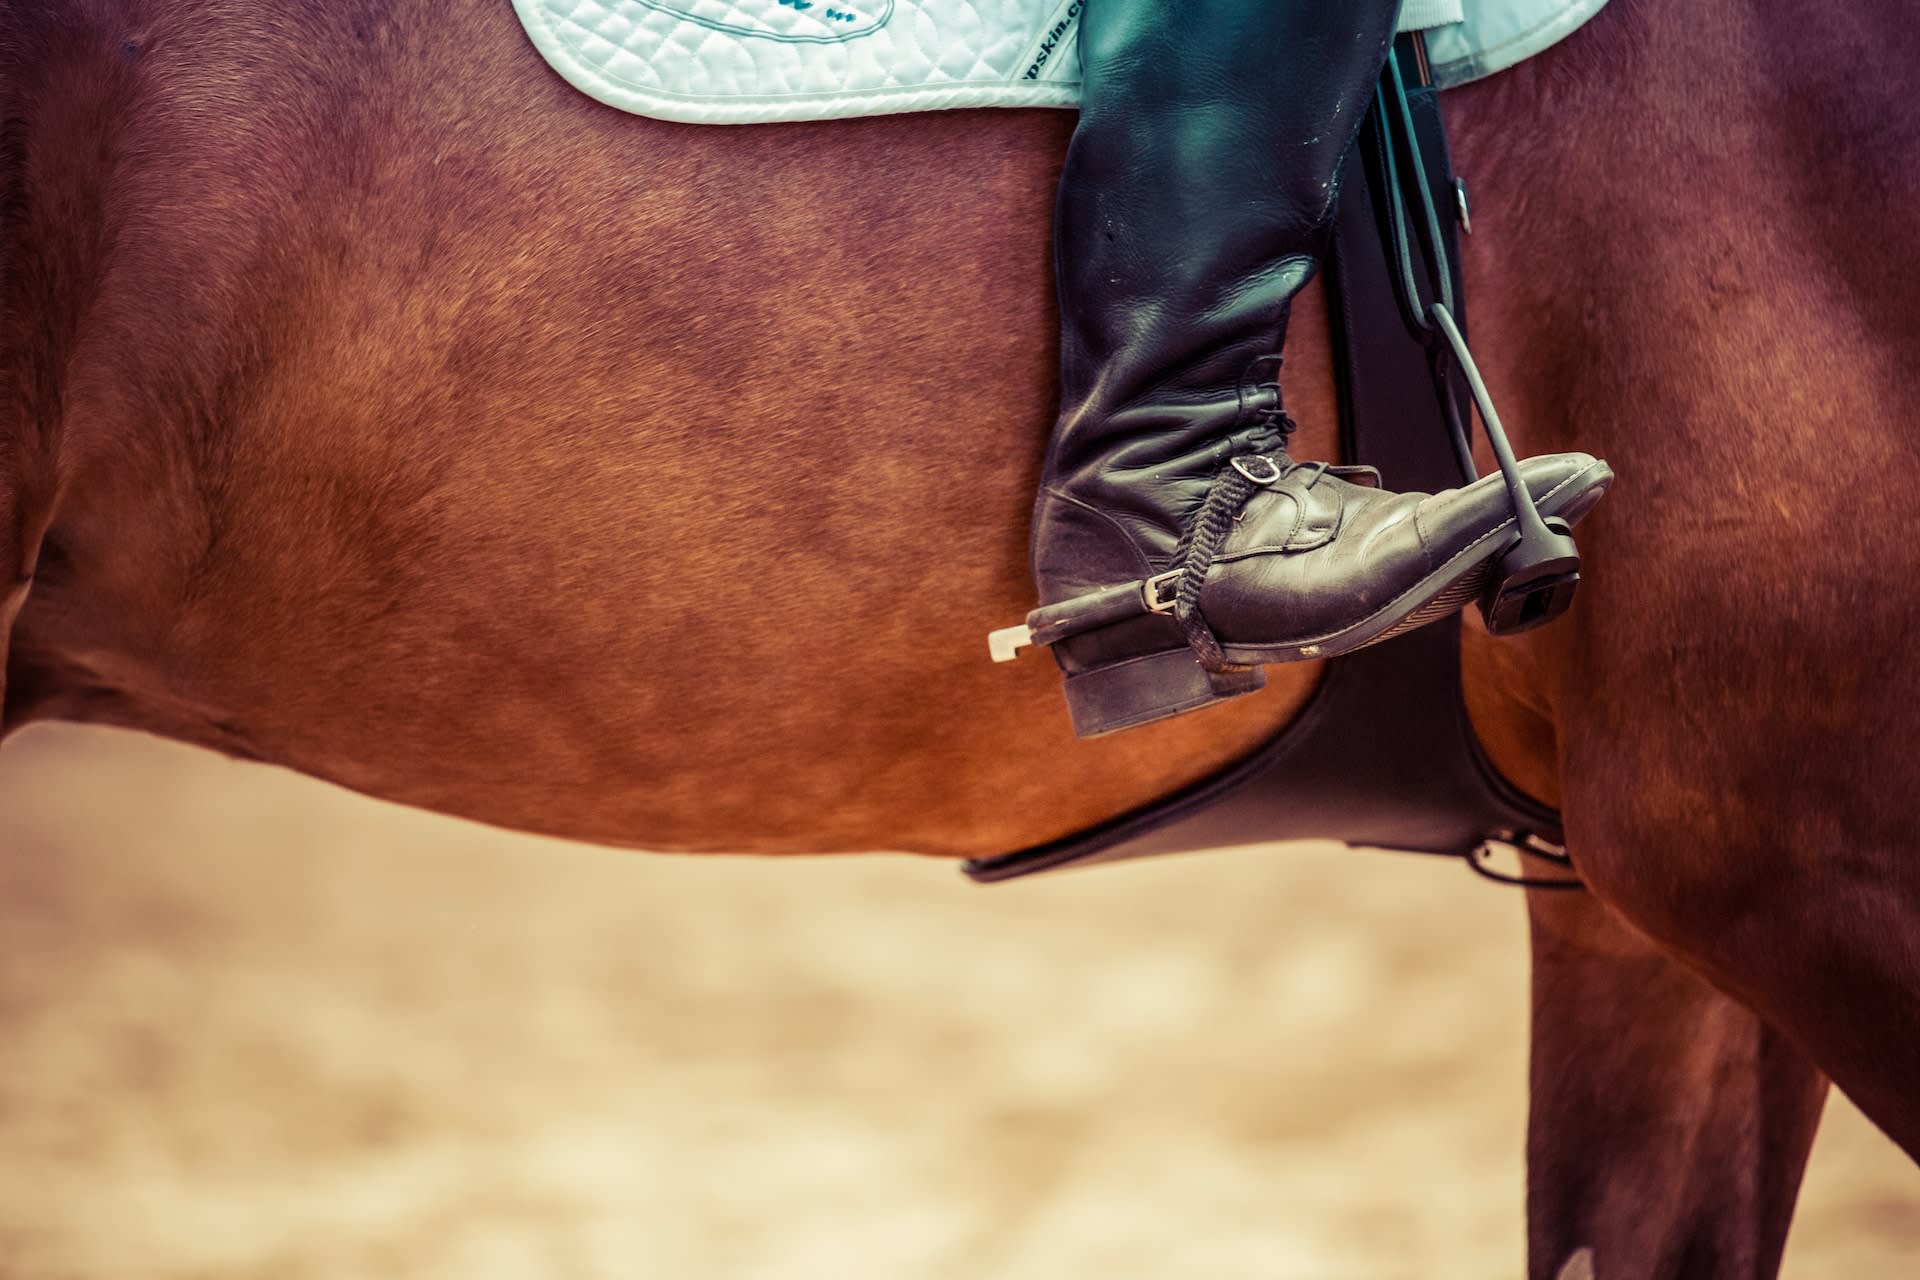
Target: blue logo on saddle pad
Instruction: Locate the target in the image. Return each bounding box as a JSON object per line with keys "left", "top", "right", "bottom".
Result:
{"left": 631, "top": 0, "right": 891, "bottom": 42}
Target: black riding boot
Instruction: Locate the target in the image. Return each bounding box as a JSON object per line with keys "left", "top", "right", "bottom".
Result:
{"left": 999, "top": 0, "right": 1611, "bottom": 737}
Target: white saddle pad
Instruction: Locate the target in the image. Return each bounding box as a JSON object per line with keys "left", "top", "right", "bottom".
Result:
{"left": 512, "top": 0, "right": 1611, "bottom": 125}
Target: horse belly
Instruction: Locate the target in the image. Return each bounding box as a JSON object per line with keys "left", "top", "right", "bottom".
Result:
{"left": 20, "top": 67, "right": 1333, "bottom": 854}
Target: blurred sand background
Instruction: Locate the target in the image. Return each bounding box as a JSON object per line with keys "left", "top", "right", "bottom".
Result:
{"left": 0, "top": 724, "right": 1914, "bottom": 1279}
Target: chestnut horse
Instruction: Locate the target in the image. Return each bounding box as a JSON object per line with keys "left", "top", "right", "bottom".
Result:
{"left": 3, "top": 0, "right": 1916, "bottom": 1273}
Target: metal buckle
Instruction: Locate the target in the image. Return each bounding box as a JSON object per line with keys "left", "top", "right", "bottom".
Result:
{"left": 1466, "top": 833, "right": 1584, "bottom": 891}
{"left": 1231, "top": 456, "right": 1284, "bottom": 486}
{"left": 1143, "top": 570, "right": 1182, "bottom": 614}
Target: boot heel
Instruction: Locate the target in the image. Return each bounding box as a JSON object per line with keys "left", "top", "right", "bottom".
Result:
{"left": 1062, "top": 648, "right": 1266, "bottom": 738}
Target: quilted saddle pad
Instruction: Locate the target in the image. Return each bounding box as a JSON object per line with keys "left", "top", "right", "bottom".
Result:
{"left": 511, "top": 0, "right": 1611, "bottom": 124}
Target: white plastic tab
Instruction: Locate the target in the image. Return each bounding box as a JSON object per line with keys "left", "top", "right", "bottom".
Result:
{"left": 987, "top": 624, "right": 1033, "bottom": 664}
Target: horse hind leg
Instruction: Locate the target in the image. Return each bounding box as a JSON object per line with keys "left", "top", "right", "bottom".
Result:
{"left": 1524, "top": 867, "right": 1827, "bottom": 1280}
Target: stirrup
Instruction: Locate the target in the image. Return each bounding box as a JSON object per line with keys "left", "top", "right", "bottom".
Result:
{"left": 1426, "top": 305, "right": 1586, "bottom": 636}
{"left": 1482, "top": 516, "right": 1581, "bottom": 635}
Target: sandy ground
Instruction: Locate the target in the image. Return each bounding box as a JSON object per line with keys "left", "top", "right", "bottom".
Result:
{"left": 0, "top": 725, "right": 1914, "bottom": 1279}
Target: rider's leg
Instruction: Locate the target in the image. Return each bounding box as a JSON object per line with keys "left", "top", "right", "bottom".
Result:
{"left": 1019, "top": 0, "right": 1611, "bottom": 737}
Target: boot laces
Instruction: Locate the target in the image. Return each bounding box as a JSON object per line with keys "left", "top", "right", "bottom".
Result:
{"left": 1168, "top": 420, "right": 1322, "bottom": 673}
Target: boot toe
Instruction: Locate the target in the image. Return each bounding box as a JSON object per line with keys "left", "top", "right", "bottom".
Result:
{"left": 1199, "top": 451, "right": 1611, "bottom": 663}
{"left": 1417, "top": 451, "right": 1609, "bottom": 554}
{"left": 1516, "top": 451, "right": 1609, "bottom": 519}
